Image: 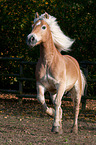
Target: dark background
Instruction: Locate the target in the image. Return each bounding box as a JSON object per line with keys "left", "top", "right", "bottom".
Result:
{"left": 0, "top": 0, "right": 96, "bottom": 96}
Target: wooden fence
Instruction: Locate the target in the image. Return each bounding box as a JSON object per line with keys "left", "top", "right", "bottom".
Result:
{"left": 0, "top": 57, "right": 96, "bottom": 109}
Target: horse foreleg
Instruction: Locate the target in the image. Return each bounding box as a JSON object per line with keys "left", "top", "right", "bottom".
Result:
{"left": 37, "top": 83, "right": 55, "bottom": 117}
{"left": 50, "top": 93, "right": 56, "bottom": 105}
{"left": 52, "top": 84, "right": 65, "bottom": 134}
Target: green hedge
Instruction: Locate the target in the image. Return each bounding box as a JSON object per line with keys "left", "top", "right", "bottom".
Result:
{"left": 1, "top": 0, "right": 96, "bottom": 61}
{"left": 0, "top": 0, "right": 96, "bottom": 96}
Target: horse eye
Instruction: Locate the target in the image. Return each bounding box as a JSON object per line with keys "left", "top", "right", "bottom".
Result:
{"left": 42, "top": 25, "right": 46, "bottom": 30}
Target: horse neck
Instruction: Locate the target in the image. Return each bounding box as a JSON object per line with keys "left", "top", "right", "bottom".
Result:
{"left": 40, "top": 35, "right": 56, "bottom": 66}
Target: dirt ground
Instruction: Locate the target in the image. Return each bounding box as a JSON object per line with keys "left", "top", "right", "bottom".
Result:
{"left": 0, "top": 94, "right": 96, "bottom": 145}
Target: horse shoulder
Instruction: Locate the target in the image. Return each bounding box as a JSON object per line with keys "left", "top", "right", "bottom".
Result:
{"left": 35, "top": 59, "right": 46, "bottom": 81}
{"left": 49, "top": 52, "right": 66, "bottom": 80}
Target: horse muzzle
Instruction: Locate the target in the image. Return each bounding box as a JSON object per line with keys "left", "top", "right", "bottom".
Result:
{"left": 27, "top": 34, "right": 37, "bottom": 47}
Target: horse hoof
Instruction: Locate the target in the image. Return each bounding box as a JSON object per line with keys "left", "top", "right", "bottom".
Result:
{"left": 59, "top": 129, "right": 63, "bottom": 134}
{"left": 51, "top": 126, "right": 63, "bottom": 134}
{"left": 71, "top": 127, "right": 78, "bottom": 134}
{"left": 51, "top": 126, "right": 59, "bottom": 133}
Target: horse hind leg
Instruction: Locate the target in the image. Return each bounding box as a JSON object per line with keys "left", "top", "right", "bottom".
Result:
{"left": 70, "top": 84, "right": 81, "bottom": 134}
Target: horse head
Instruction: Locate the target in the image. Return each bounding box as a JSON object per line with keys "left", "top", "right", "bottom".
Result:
{"left": 27, "top": 12, "right": 50, "bottom": 47}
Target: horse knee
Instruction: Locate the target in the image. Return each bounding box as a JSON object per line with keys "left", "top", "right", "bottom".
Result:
{"left": 37, "top": 95, "right": 45, "bottom": 104}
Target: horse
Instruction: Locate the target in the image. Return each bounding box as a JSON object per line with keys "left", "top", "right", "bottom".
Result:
{"left": 27, "top": 12, "right": 86, "bottom": 134}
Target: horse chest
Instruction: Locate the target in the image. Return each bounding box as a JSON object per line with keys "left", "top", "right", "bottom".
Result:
{"left": 40, "top": 72, "right": 59, "bottom": 92}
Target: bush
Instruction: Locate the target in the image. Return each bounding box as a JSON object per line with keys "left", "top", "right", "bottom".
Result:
{"left": 0, "top": 0, "right": 95, "bottom": 95}
{"left": 0, "top": 0, "right": 95, "bottom": 61}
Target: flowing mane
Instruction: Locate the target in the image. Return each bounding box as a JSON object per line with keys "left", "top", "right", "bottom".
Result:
{"left": 34, "top": 13, "right": 75, "bottom": 52}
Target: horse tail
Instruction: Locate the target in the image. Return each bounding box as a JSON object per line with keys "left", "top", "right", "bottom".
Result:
{"left": 80, "top": 70, "right": 86, "bottom": 96}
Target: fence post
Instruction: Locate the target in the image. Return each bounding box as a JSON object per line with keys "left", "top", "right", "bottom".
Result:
{"left": 19, "top": 62, "right": 23, "bottom": 104}
{"left": 81, "top": 63, "right": 88, "bottom": 110}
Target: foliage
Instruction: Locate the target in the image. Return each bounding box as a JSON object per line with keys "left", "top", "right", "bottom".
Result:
{"left": 0, "top": 0, "right": 96, "bottom": 61}
{"left": 0, "top": 0, "right": 96, "bottom": 95}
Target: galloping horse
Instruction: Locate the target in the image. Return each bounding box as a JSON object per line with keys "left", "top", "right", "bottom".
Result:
{"left": 27, "top": 12, "right": 86, "bottom": 134}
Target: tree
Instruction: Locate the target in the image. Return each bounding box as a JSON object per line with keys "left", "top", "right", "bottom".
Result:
{"left": 0, "top": 0, "right": 95, "bottom": 95}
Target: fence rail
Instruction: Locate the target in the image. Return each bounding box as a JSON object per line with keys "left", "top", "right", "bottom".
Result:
{"left": 0, "top": 57, "right": 96, "bottom": 110}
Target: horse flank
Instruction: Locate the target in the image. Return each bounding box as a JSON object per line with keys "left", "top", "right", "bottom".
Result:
{"left": 34, "top": 13, "right": 75, "bottom": 52}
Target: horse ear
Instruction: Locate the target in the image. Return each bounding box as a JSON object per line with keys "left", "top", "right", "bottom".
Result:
{"left": 44, "top": 12, "right": 49, "bottom": 19}
{"left": 35, "top": 12, "right": 39, "bottom": 19}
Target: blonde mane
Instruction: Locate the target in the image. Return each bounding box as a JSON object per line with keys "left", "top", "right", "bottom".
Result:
{"left": 34, "top": 13, "right": 75, "bottom": 52}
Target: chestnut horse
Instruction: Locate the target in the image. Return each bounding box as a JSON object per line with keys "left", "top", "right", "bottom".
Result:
{"left": 27, "top": 12, "right": 86, "bottom": 134}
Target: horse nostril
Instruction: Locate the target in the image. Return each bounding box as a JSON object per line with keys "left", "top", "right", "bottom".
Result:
{"left": 28, "top": 35, "right": 35, "bottom": 43}
{"left": 27, "top": 34, "right": 37, "bottom": 47}
{"left": 31, "top": 36, "right": 35, "bottom": 41}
